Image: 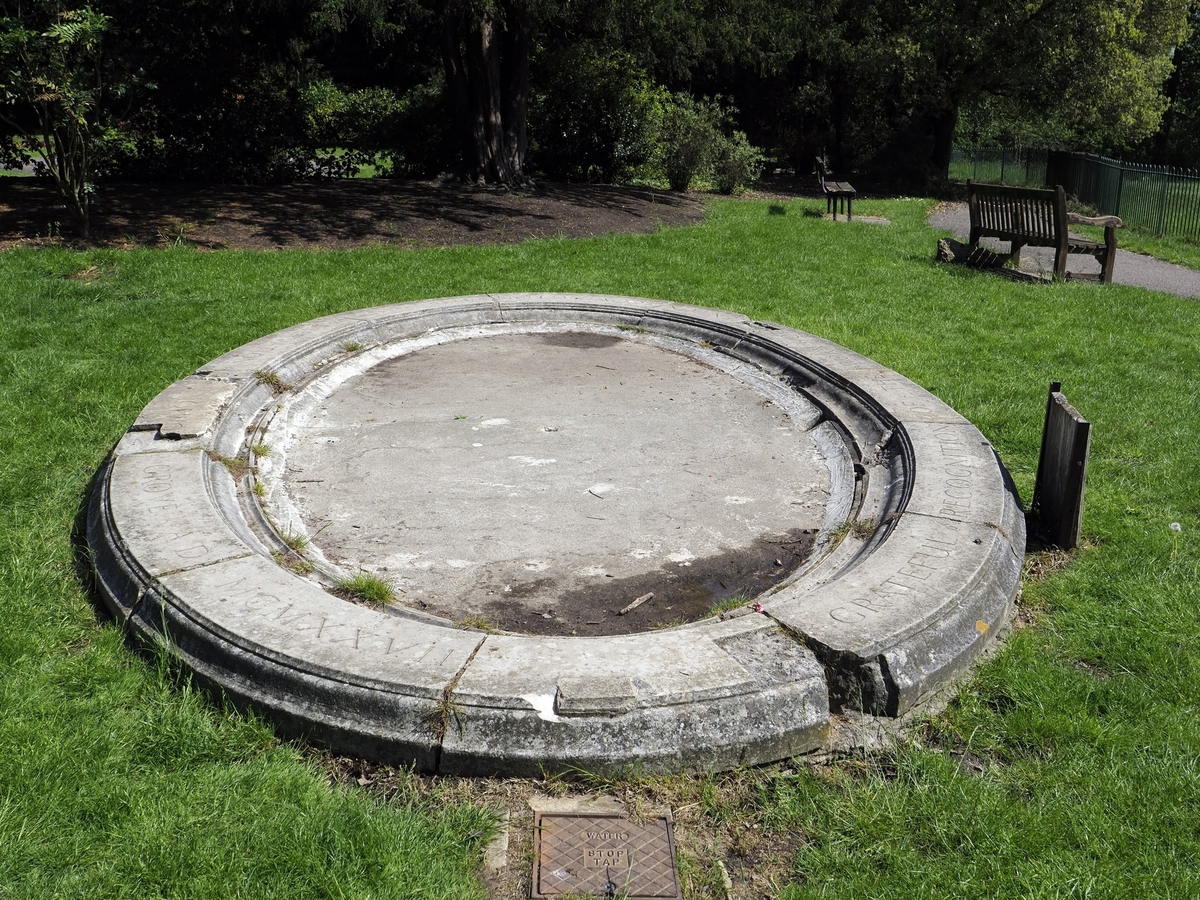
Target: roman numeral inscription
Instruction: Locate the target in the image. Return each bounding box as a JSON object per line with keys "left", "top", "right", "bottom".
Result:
{"left": 226, "top": 582, "right": 456, "bottom": 665}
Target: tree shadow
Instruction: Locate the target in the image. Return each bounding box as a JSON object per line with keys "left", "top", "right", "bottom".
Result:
{"left": 0, "top": 178, "right": 705, "bottom": 250}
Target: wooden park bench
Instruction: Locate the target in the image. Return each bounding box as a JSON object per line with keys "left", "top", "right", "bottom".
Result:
{"left": 816, "top": 158, "right": 855, "bottom": 220}
{"left": 967, "top": 181, "right": 1122, "bottom": 282}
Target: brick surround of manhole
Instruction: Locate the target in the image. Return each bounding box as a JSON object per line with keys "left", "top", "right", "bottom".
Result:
{"left": 88, "top": 294, "right": 1024, "bottom": 775}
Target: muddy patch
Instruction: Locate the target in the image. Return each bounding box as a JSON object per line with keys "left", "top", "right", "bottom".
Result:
{"left": 393, "top": 528, "right": 818, "bottom": 636}
{"left": 535, "top": 332, "right": 625, "bottom": 350}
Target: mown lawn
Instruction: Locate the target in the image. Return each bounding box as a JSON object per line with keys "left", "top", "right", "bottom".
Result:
{"left": 1, "top": 197, "right": 1197, "bottom": 899}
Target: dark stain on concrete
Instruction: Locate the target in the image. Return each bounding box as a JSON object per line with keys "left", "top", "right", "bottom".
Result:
{"left": 460, "top": 528, "right": 818, "bottom": 636}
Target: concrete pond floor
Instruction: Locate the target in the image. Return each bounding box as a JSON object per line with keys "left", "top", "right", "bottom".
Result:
{"left": 262, "top": 331, "right": 828, "bottom": 636}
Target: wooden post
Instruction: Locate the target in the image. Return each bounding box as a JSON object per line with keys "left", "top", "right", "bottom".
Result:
{"left": 1031, "top": 382, "right": 1092, "bottom": 549}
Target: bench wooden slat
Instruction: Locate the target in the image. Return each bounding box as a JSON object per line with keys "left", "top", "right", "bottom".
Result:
{"left": 966, "top": 181, "right": 1120, "bottom": 283}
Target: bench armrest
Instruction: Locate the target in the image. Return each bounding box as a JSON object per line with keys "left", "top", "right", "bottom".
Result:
{"left": 1067, "top": 212, "right": 1123, "bottom": 228}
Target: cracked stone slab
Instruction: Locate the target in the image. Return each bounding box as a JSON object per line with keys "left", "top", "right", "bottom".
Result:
{"left": 132, "top": 375, "right": 240, "bottom": 439}
{"left": 765, "top": 514, "right": 1022, "bottom": 713}
{"left": 90, "top": 293, "right": 1023, "bottom": 775}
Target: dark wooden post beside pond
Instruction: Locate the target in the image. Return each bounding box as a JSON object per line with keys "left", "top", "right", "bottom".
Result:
{"left": 1031, "top": 381, "right": 1091, "bottom": 549}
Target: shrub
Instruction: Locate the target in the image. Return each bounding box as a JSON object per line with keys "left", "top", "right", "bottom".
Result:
{"left": 713, "top": 129, "right": 764, "bottom": 194}
{"left": 658, "top": 93, "right": 722, "bottom": 191}
{"left": 530, "top": 45, "right": 665, "bottom": 183}
{"left": 653, "top": 93, "right": 765, "bottom": 193}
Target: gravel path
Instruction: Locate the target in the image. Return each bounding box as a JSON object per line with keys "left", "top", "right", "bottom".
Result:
{"left": 929, "top": 202, "right": 1200, "bottom": 300}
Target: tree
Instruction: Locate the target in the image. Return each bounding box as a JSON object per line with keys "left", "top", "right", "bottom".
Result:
{"left": 900, "top": 0, "right": 1191, "bottom": 178}
{"left": 776, "top": 0, "right": 1192, "bottom": 185}
{"left": 433, "top": 0, "right": 531, "bottom": 184}
{"left": 0, "top": 1, "right": 117, "bottom": 236}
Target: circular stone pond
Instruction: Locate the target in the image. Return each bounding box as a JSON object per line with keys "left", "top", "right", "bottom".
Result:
{"left": 88, "top": 294, "right": 1024, "bottom": 775}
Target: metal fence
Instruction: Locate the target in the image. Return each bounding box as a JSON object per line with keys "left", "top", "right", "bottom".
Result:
{"left": 952, "top": 146, "right": 1200, "bottom": 241}
{"left": 1046, "top": 152, "right": 1200, "bottom": 241}
{"left": 949, "top": 147, "right": 1048, "bottom": 188}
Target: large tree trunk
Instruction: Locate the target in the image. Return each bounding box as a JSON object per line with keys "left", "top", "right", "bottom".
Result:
{"left": 499, "top": 5, "right": 530, "bottom": 179}
{"left": 440, "top": 0, "right": 528, "bottom": 185}
{"left": 930, "top": 104, "right": 959, "bottom": 184}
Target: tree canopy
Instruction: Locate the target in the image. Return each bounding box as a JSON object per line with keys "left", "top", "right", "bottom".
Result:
{"left": 2, "top": 0, "right": 1196, "bottom": 229}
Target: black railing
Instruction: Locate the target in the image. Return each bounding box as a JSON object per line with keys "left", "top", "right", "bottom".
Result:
{"left": 1047, "top": 152, "right": 1200, "bottom": 241}
{"left": 949, "top": 147, "right": 1048, "bottom": 188}
{"left": 953, "top": 146, "right": 1200, "bottom": 241}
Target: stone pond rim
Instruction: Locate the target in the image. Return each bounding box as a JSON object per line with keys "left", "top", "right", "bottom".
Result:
{"left": 87, "top": 293, "right": 1025, "bottom": 776}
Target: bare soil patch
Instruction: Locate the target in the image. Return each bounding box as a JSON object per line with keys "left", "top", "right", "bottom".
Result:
{"left": 0, "top": 178, "right": 704, "bottom": 251}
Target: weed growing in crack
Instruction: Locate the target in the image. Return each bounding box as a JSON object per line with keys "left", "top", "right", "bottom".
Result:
{"left": 709, "top": 593, "right": 753, "bottom": 617}
{"left": 831, "top": 517, "right": 876, "bottom": 544}
{"left": 278, "top": 529, "right": 309, "bottom": 554}
{"left": 272, "top": 550, "right": 313, "bottom": 575}
{"left": 254, "top": 369, "right": 290, "bottom": 394}
{"left": 204, "top": 449, "right": 249, "bottom": 478}
{"left": 423, "top": 689, "right": 463, "bottom": 742}
{"left": 338, "top": 573, "right": 395, "bottom": 605}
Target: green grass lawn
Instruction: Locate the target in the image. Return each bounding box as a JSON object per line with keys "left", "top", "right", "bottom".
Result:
{"left": 1072, "top": 220, "right": 1200, "bottom": 271}
{"left": 1, "top": 198, "right": 1198, "bottom": 898}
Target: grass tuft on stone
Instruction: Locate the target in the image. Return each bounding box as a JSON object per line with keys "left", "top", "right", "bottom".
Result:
{"left": 337, "top": 572, "right": 395, "bottom": 605}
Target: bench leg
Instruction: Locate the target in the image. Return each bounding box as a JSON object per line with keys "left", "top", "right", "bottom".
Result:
{"left": 1053, "top": 247, "right": 1067, "bottom": 281}
{"left": 1102, "top": 226, "right": 1118, "bottom": 283}
{"left": 847, "top": 195, "right": 852, "bottom": 221}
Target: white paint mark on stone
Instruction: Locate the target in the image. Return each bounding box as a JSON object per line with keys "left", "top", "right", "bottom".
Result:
{"left": 480, "top": 418, "right": 510, "bottom": 428}
{"left": 724, "top": 495, "right": 753, "bottom": 505}
{"left": 669, "top": 549, "right": 696, "bottom": 565}
{"left": 587, "top": 483, "right": 616, "bottom": 495}
{"left": 579, "top": 566, "right": 608, "bottom": 577}
{"left": 508, "top": 456, "right": 556, "bottom": 466}
{"left": 522, "top": 692, "right": 565, "bottom": 723}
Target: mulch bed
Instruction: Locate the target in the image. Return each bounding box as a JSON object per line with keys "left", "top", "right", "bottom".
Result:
{"left": 0, "top": 177, "right": 706, "bottom": 251}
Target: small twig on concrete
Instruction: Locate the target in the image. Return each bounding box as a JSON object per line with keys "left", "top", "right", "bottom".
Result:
{"left": 618, "top": 592, "right": 654, "bottom": 615}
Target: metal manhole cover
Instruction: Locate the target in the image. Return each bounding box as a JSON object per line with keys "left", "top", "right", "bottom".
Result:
{"left": 534, "top": 813, "right": 682, "bottom": 899}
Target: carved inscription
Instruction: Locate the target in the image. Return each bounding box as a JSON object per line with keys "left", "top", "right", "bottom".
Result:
{"left": 928, "top": 424, "right": 984, "bottom": 517}
{"left": 829, "top": 535, "right": 956, "bottom": 624}
{"left": 131, "top": 460, "right": 212, "bottom": 561}
{"left": 199, "top": 566, "right": 462, "bottom": 668}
